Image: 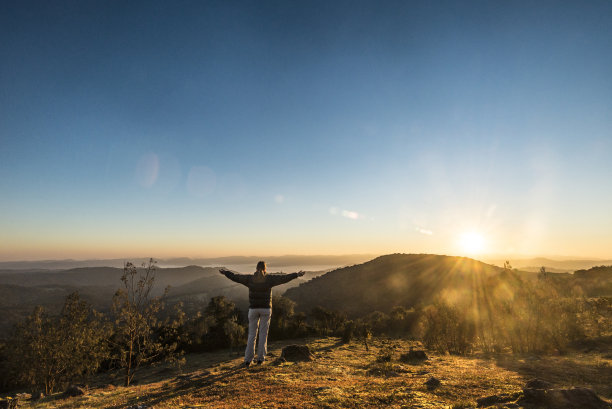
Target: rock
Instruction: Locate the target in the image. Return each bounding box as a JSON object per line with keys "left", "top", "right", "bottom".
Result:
{"left": 522, "top": 387, "right": 547, "bottom": 402}
{"left": 517, "top": 379, "right": 611, "bottom": 409}
{"left": 64, "top": 384, "right": 87, "bottom": 397}
{"left": 553, "top": 388, "right": 612, "bottom": 409}
{"left": 524, "top": 378, "right": 553, "bottom": 390}
{"left": 280, "top": 345, "right": 313, "bottom": 362}
{"left": 400, "top": 348, "right": 428, "bottom": 363}
{"left": 476, "top": 392, "right": 521, "bottom": 407}
{"left": 424, "top": 376, "right": 441, "bottom": 390}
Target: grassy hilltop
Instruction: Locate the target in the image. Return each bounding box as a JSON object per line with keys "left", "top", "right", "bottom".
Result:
{"left": 13, "top": 336, "right": 612, "bottom": 409}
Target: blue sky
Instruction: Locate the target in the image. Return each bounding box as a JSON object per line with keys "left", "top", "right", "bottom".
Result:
{"left": 1, "top": 1, "right": 611, "bottom": 260}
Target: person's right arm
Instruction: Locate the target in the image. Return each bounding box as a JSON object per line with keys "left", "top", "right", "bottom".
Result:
{"left": 219, "top": 268, "right": 250, "bottom": 285}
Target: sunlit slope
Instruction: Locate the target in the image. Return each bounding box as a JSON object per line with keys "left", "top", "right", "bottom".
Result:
{"left": 284, "top": 253, "right": 515, "bottom": 316}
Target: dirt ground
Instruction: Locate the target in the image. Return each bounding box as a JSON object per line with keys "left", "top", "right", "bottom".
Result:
{"left": 15, "top": 337, "right": 612, "bottom": 409}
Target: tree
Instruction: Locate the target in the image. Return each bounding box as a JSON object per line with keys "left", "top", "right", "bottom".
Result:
{"left": 310, "top": 306, "right": 346, "bottom": 336}
{"left": 204, "top": 296, "right": 244, "bottom": 349}
{"left": 58, "top": 292, "right": 110, "bottom": 381}
{"left": 111, "top": 259, "right": 175, "bottom": 386}
{"left": 270, "top": 296, "right": 296, "bottom": 338}
{"left": 223, "top": 317, "right": 246, "bottom": 356}
{"left": 5, "top": 293, "right": 109, "bottom": 394}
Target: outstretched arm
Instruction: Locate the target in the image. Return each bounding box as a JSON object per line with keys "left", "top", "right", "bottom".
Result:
{"left": 219, "top": 268, "right": 250, "bottom": 285}
{"left": 269, "top": 271, "right": 305, "bottom": 286}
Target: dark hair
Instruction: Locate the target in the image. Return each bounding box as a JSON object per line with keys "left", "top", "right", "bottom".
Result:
{"left": 256, "top": 261, "right": 266, "bottom": 272}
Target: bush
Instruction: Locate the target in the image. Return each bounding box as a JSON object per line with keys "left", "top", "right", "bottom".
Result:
{"left": 342, "top": 320, "right": 356, "bottom": 343}
{"left": 421, "top": 301, "right": 474, "bottom": 354}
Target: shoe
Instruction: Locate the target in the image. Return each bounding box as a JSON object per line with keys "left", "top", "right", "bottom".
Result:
{"left": 244, "top": 361, "right": 251, "bottom": 368}
{"left": 256, "top": 360, "right": 264, "bottom": 365}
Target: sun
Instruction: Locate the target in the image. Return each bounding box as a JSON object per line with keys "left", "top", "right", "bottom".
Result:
{"left": 459, "top": 231, "right": 486, "bottom": 255}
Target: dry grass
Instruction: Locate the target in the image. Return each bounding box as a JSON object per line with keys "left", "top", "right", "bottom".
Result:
{"left": 13, "top": 337, "right": 612, "bottom": 409}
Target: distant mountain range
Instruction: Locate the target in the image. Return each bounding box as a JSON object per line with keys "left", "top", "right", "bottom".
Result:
{"left": 0, "top": 254, "right": 377, "bottom": 270}
{"left": 0, "top": 265, "right": 218, "bottom": 292}
{"left": 485, "top": 257, "right": 612, "bottom": 272}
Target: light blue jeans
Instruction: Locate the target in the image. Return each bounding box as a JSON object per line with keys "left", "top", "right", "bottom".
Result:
{"left": 245, "top": 308, "right": 272, "bottom": 363}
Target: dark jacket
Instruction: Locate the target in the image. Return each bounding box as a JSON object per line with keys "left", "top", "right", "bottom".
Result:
{"left": 222, "top": 270, "right": 300, "bottom": 309}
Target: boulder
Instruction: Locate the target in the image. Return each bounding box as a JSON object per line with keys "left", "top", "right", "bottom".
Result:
{"left": 551, "top": 388, "right": 612, "bottom": 409}
{"left": 280, "top": 345, "right": 313, "bottom": 362}
{"left": 517, "top": 379, "right": 611, "bottom": 409}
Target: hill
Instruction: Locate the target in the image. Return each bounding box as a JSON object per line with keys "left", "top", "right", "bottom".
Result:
{"left": 285, "top": 254, "right": 513, "bottom": 316}
{"left": 0, "top": 266, "right": 218, "bottom": 335}
{"left": 572, "top": 265, "right": 612, "bottom": 296}
{"left": 0, "top": 266, "right": 323, "bottom": 335}
{"left": 0, "top": 265, "right": 218, "bottom": 293}
{"left": 574, "top": 265, "right": 612, "bottom": 280}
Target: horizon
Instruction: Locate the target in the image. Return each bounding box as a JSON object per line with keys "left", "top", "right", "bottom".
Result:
{"left": 2, "top": 251, "right": 612, "bottom": 265}
{"left": 2, "top": 1, "right": 611, "bottom": 261}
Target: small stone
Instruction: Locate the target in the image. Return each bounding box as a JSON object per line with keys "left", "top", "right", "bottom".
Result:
{"left": 424, "top": 376, "right": 441, "bottom": 390}
{"left": 400, "top": 348, "right": 428, "bottom": 363}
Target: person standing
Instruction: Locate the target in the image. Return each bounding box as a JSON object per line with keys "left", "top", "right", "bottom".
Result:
{"left": 219, "top": 261, "right": 304, "bottom": 367}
